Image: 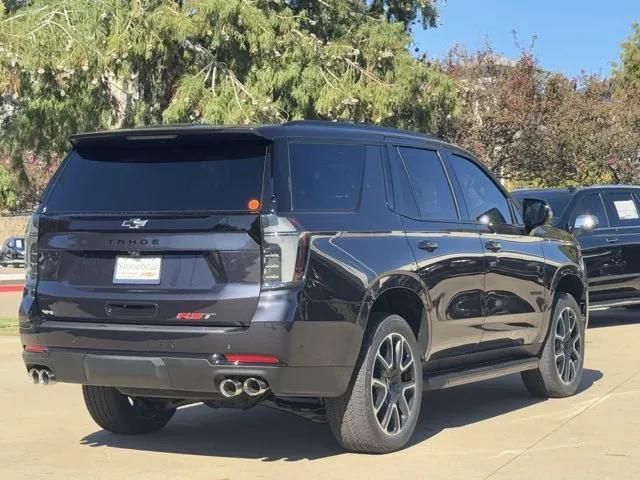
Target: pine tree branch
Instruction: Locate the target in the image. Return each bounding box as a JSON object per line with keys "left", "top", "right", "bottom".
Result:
{"left": 343, "top": 58, "right": 392, "bottom": 87}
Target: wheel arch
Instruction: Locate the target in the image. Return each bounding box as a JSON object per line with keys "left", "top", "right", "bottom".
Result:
{"left": 359, "top": 273, "right": 431, "bottom": 358}
{"left": 539, "top": 265, "right": 588, "bottom": 349}
{"left": 551, "top": 265, "right": 588, "bottom": 316}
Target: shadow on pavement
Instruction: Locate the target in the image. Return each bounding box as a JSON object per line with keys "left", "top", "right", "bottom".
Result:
{"left": 80, "top": 369, "right": 602, "bottom": 461}
{"left": 588, "top": 308, "right": 640, "bottom": 329}
{"left": 408, "top": 367, "right": 601, "bottom": 447}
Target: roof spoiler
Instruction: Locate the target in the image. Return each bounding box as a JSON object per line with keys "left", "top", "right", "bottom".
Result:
{"left": 69, "top": 125, "right": 275, "bottom": 146}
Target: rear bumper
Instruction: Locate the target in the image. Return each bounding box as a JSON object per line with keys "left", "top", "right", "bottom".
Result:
{"left": 19, "top": 289, "right": 361, "bottom": 397}
{"left": 21, "top": 349, "right": 352, "bottom": 397}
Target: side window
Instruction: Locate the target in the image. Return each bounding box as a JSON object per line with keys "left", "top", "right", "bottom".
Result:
{"left": 449, "top": 155, "right": 512, "bottom": 225}
{"left": 510, "top": 199, "right": 524, "bottom": 225}
{"left": 606, "top": 192, "right": 640, "bottom": 227}
{"left": 289, "top": 143, "right": 364, "bottom": 210}
{"left": 397, "top": 147, "right": 458, "bottom": 221}
{"left": 387, "top": 146, "right": 420, "bottom": 218}
{"left": 570, "top": 193, "right": 609, "bottom": 229}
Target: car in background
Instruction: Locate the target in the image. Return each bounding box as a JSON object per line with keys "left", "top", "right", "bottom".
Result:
{"left": 512, "top": 185, "right": 640, "bottom": 311}
{"left": 0, "top": 236, "right": 25, "bottom": 267}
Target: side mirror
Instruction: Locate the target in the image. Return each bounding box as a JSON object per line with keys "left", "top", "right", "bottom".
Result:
{"left": 572, "top": 214, "right": 598, "bottom": 232}
{"left": 523, "top": 198, "right": 553, "bottom": 230}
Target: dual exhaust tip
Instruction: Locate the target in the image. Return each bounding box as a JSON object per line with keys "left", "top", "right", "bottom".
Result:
{"left": 28, "top": 368, "right": 56, "bottom": 385}
{"left": 219, "top": 377, "right": 269, "bottom": 398}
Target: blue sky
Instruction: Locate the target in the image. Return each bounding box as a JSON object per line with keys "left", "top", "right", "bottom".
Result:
{"left": 413, "top": 0, "right": 639, "bottom": 78}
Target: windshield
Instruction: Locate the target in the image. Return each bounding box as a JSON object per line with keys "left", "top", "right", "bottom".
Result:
{"left": 45, "top": 142, "right": 267, "bottom": 214}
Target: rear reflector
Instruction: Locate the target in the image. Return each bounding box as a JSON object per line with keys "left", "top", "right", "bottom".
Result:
{"left": 224, "top": 354, "right": 279, "bottom": 365}
{"left": 24, "top": 344, "right": 47, "bottom": 353}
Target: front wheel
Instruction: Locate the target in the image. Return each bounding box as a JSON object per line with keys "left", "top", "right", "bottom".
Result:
{"left": 82, "top": 385, "right": 176, "bottom": 434}
{"left": 325, "top": 313, "right": 423, "bottom": 453}
{"left": 522, "top": 293, "right": 585, "bottom": 398}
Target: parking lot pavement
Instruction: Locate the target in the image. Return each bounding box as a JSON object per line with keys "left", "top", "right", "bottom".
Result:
{"left": 0, "top": 265, "right": 24, "bottom": 280}
{"left": 0, "top": 309, "right": 638, "bottom": 480}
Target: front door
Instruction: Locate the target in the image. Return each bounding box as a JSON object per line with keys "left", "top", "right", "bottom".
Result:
{"left": 446, "top": 153, "right": 546, "bottom": 351}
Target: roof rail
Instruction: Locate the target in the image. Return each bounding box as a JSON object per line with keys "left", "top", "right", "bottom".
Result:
{"left": 283, "top": 120, "right": 440, "bottom": 140}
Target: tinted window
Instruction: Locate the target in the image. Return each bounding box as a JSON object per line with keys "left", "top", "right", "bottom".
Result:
{"left": 570, "top": 193, "right": 608, "bottom": 229}
{"left": 397, "top": 147, "right": 457, "bottom": 221}
{"left": 387, "top": 147, "right": 420, "bottom": 218}
{"left": 606, "top": 192, "right": 640, "bottom": 227}
{"left": 510, "top": 199, "right": 524, "bottom": 225}
{"left": 290, "top": 143, "right": 364, "bottom": 210}
{"left": 450, "top": 155, "right": 512, "bottom": 224}
{"left": 46, "top": 142, "right": 266, "bottom": 213}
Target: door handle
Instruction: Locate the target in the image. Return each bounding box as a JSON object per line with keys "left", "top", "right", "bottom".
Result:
{"left": 418, "top": 240, "right": 439, "bottom": 252}
{"left": 606, "top": 237, "right": 619, "bottom": 244}
{"left": 484, "top": 240, "right": 502, "bottom": 252}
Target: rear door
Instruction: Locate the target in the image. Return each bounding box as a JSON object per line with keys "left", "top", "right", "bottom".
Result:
{"left": 36, "top": 137, "right": 269, "bottom": 327}
{"left": 446, "top": 153, "right": 546, "bottom": 351}
{"left": 386, "top": 144, "right": 485, "bottom": 359}
{"left": 593, "top": 190, "right": 640, "bottom": 305}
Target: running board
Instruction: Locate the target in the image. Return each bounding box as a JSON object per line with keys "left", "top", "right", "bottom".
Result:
{"left": 423, "top": 357, "right": 540, "bottom": 391}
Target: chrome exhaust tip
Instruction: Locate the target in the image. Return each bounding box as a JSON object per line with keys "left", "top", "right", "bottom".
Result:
{"left": 243, "top": 377, "right": 269, "bottom": 397}
{"left": 219, "top": 379, "right": 243, "bottom": 398}
{"left": 39, "top": 369, "right": 56, "bottom": 385}
{"left": 28, "top": 368, "right": 40, "bottom": 384}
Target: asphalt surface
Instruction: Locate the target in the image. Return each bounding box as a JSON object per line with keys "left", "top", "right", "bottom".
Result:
{"left": 0, "top": 288, "right": 638, "bottom": 479}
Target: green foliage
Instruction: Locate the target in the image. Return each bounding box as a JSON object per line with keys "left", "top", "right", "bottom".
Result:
{"left": 0, "top": 0, "right": 456, "bottom": 208}
{"left": 0, "top": 165, "right": 19, "bottom": 209}
{"left": 0, "top": 316, "right": 18, "bottom": 335}
{"left": 614, "top": 23, "right": 640, "bottom": 94}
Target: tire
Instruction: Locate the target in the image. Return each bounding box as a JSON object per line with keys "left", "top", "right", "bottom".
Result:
{"left": 325, "top": 313, "right": 423, "bottom": 453}
{"left": 522, "top": 293, "right": 585, "bottom": 398}
{"left": 82, "top": 385, "right": 176, "bottom": 434}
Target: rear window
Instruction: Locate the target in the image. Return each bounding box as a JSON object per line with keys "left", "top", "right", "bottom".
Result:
{"left": 45, "top": 142, "right": 267, "bottom": 213}
{"left": 289, "top": 143, "right": 364, "bottom": 210}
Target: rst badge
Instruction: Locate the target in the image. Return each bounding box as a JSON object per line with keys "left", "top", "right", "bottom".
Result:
{"left": 122, "top": 218, "right": 149, "bottom": 229}
{"left": 176, "top": 312, "right": 217, "bottom": 320}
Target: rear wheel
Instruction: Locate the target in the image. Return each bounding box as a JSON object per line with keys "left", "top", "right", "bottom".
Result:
{"left": 325, "top": 313, "right": 422, "bottom": 453}
{"left": 82, "top": 385, "right": 176, "bottom": 434}
{"left": 522, "top": 293, "right": 585, "bottom": 398}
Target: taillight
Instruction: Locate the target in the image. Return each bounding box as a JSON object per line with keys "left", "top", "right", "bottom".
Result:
{"left": 24, "top": 215, "right": 38, "bottom": 282}
{"left": 260, "top": 214, "right": 309, "bottom": 290}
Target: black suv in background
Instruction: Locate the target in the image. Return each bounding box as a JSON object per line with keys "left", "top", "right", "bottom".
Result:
{"left": 0, "top": 236, "right": 25, "bottom": 266}
{"left": 20, "top": 122, "right": 587, "bottom": 453}
{"left": 512, "top": 185, "right": 640, "bottom": 311}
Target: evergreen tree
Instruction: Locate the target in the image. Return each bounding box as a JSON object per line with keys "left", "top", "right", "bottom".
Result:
{"left": 614, "top": 22, "right": 640, "bottom": 93}
{"left": 0, "top": 0, "right": 455, "bottom": 206}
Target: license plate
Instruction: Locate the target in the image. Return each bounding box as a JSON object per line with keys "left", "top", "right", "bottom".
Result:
{"left": 113, "top": 256, "right": 161, "bottom": 284}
